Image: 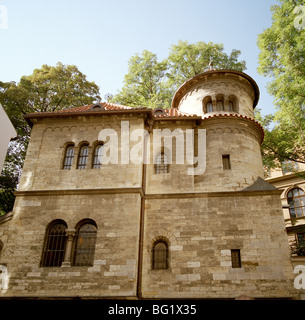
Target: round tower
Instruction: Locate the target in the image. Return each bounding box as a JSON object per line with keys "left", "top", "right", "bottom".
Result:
{"left": 172, "top": 70, "right": 265, "bottom": 192}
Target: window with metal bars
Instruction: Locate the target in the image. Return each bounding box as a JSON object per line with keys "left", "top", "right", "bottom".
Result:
{"left": 63, "top": 145, "right": 74, "bottom": 170}
{"left": 92, "top": 144, "right": 103, "bottom": 169}
{"left": 41, "top": 220, "right": 67, "bottom": 267}
{"left": 73, "top": 221, "right": 97, "bottom": 266}
{"left": 231, "top": 249, "right": 241, "bottom": 268}
{"left": 77, "top": 145, "right": 89, "bottom": 170}
{"left": 155, "top": 153, "right": 169, "bottom": 174}
{"left": 152, "top": 241, "right": 168, "bottom": 270}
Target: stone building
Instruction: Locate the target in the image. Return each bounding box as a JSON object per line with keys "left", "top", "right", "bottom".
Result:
{"left": 0, "top": 69, "right": 298, "bottom": 299}
{"left": 266, "top": 162, "right": 305, "bottom": 280}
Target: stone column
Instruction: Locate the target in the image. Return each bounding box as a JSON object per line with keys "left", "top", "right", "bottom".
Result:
{"left": 61, "top": 229, "right": 76, "bottom": 267}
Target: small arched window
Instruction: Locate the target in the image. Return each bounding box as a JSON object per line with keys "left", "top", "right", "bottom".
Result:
{"left": 207, "top": 102, "right": 213, "bottom": 113}
{"left": 216, "top": 95, "right": 224, "bottom": 111}
{"left": 63, "top": 145, "right": 74, "bottom": 170}
{"left": 287, "top": 188, "right": 305, "bottom": 218}
{"left": 41, "top": 220, "right": 67, "bottom": 267}
{"left": 228, "top": 95, "right": 238, "bottom": 113}
{"left": 77, "top": 145, "right": 89, "bottom": 170}
{"left": 202, "top": 96, "right": 213, "bottom": 113}
{"left": 152, "top": 241, "right": 168, "bottom": 270}
{"left": 73, "top": 221, "right": 97, "bottom": 266}
{"left": 155, "top": 153, "right": 169, "bottom": 174}
{"left": 92, "top": 144, "right": 103, "bottom": 169}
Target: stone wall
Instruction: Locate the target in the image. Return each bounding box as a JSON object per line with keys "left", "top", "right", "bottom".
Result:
{"left": 0, "top": 192, "right": 141, "bottom": 298}
{"left": 141, "top": 192, "right": 297, "bottom": 299}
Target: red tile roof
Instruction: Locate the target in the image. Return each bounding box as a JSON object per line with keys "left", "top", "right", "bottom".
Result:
{"left": 24, "top": 102, "right": 201, "bottom": 121}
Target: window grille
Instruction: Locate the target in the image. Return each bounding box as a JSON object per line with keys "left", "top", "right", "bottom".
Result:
{"left": 287, "top": 188, "right": 305, "bottom": 218}
{"left": 155, "top": 153, "right": 169, "bottom": 174}
{"left": 41, "top": 221, "right": 67, "bottom": 267}
{"left": 63, "top": 146, "right": 74, "bottom": 170}
{"left": 153, "top": 241, "right": 168, "bottom": 270}
{"left": 73, "top": 222, "right": 97, "bottom": 266}
{"left": 231, "top": 249, "right": 241, "bottom": 268}
{"left": 77, "top": 145, "right": 89, "bottom": 170}
{"left": 92, "top": 144, "right": 103, "bottom": 169}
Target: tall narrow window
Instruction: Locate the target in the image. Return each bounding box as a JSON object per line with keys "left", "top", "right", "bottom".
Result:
{"left": 231, "top": 249, "right": 241, "bottom": 268}
{"left": 228, "top": 101, "right": 234, "bottom": 112}
{"left": 153, "top": 241, "right": 168, "bottom": 270}
{"left": 77, "top": 145, "right": 89, "bottom": 170}
{"left": 207, "top": 102, "right": 213, "bottom": 113}
{"left": 155, "top": 153, "right": 169, "bottom": 174}
{"left": 287, "top": 188, "right": 305, "bottom": 218}
{"left": 73, "top": 221, "right": 97, "bottom": 266}
{"left": 222, "top": 155, "right": 231, "bottom": 170}
{"left": 41, "top": 220, "right": 67, "bottom": 267}
{"left": 92, "top": 144, "right": 103, "bottom": 169}
{"left": 216, "top": 95, "right": 224, "bottom": 111}
{"left": 63, "top": 145, "right": 74, "bottom": 170}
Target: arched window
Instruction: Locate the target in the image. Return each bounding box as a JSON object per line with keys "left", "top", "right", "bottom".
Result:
{"left": 152, "top": 241, "right": 168, "bottom": 270}
{"left": 92, "top": 144, "right": 103, "bottom": 169}
{"left": 73, "top": 220, "right": 97, "bottom": 266}
{"left": 77, "top": 145, "right": 89, "bottom": 170}
{"left": 155, "top": 153, "right": 169, "bottom": 174}
{"left": 63, "top": 145, "right": 74, "bottom": 170}
{"left": 287, "top": 188, "right": 305, "bottom": 218}
{"left": 202, "top": 96, "right": 213, "bottom": 113}
{"left": 207, "top": 102, "right": 213, "bottom": 113}
{"left": 228, "top": 95, "right": 238, "bottom": 113}
{"left": 216, "top": 95, "right": 224, "bottom": 111}
{"left": 41, "top": 220, "right": 67, "bottom": 267}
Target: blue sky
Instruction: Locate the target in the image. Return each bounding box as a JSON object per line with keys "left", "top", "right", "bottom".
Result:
{"left": 0, "top": 0, "right": 278, "bottom": 115}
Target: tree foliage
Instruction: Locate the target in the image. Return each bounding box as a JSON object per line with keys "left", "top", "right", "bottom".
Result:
{"left": 257, "top": 0, "right": 305, "bottom": 167}
{"left": 112, "top": 41, "right": 246, "bottom": 108}
{"left": 0, "top": 62, "right": 101, "bottom": 214}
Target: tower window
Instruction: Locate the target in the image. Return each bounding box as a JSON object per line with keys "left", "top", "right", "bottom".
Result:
{"left": 222, "top": 155, "right": 231, "bottom": 170}
{"left": 216, "top": 95, "right": 224, "bottom": 111}
{"left": 207, "top": 102, "right": 213, "bottom": 113}
{"left": 228, "top": 95, "right": 238, "bottom": 113}
{"left": 231, "top": 249, "right": 241, "bottom": 268}
{"left": 202, "top": 96, "right": 213, "bottom": 113}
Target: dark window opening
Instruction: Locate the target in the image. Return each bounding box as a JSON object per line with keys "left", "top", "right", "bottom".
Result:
{"left": 222, "top": 155, "right": 231, "bottom": 170}
{"left": 231, "top": 249, "right": 241, "bottom": 268}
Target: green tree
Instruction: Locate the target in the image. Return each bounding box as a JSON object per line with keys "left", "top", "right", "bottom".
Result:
{"left": 112, "top": 50, "right": 169, "bottom": 108}
{"left": 0, "top": 62, "right": 101, "bottom": 214}
{"left": 166, "top": 40, "right": 246, "bottom": 90}
{"left": 112, "top": 41, "right": 247, "bottom": 108}
{"left": 257, "top": 0, "right": 305, "bottom": 167}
